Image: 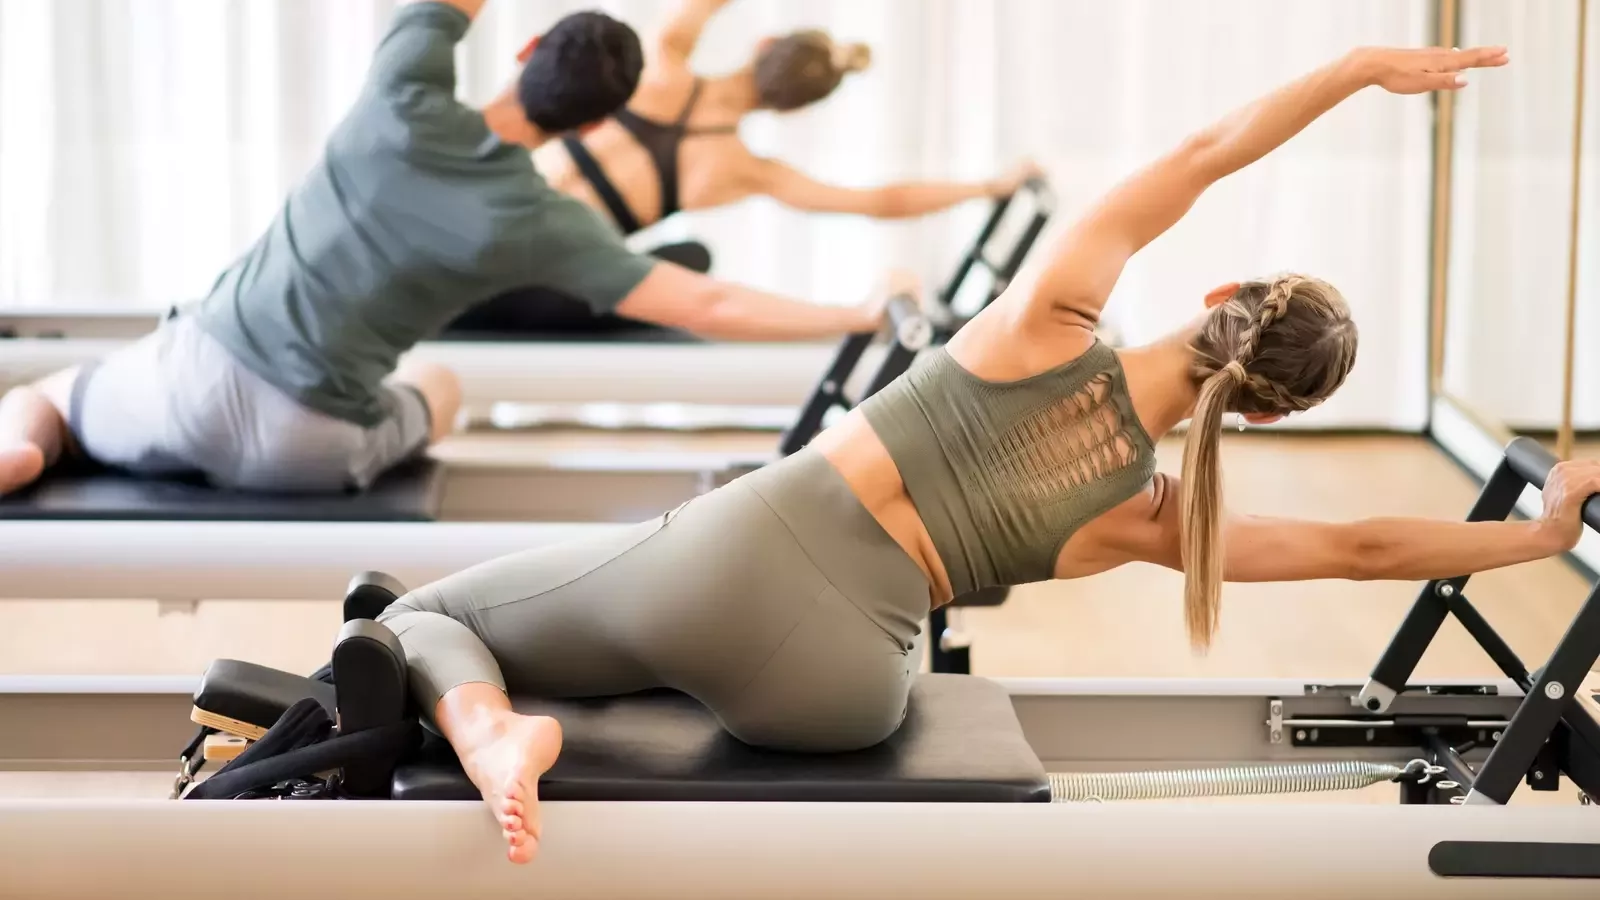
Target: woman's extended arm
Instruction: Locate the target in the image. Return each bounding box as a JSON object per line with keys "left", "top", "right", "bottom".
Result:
{"left": 655, "top": 0, "right": 734, "bottom": 67}
{"left": 1118, "top": 460, "right": 1599, "bottom": 583}
{"left": 1219, "top": 515, "right": 1562, "bottom": 583}
{"left": 742, "top": 158, "right": 1042, "bottom": 219}
{"left": 1019, "top": 45, "right": 1507, "bottom": 325}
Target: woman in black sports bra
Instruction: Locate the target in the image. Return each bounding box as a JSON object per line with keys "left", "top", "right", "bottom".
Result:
{"left": 449, "top": 0, "right": 1038, "bottom": 338}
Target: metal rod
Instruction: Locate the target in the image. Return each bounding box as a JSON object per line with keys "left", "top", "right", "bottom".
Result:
{"left": 1424, "top": 732, "right": 1478, "bottom": 789}
{"left": 1558, "top": 0, "right": 1589, "bottom": 462}
{"left": 1446, "top": 593, "right": 1535, "bottom": 690}
{"left": 1427, "top": 0, "right": 1461, "bottom": 396}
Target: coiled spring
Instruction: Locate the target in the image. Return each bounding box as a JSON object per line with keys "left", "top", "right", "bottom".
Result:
{"left": 1050, "top": 760, "right": 1431, "bottom": 803}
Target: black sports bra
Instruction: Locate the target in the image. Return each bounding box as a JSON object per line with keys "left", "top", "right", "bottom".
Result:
{"left": 560, "top": 79, "right": 737, "bottom": 235}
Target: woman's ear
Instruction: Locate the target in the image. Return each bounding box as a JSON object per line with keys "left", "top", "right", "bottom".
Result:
{"left": 516, "top": 36, "right": 541, "bottom": 64}
{"left": 1203, "top": 282, "right": 1240, "bottom": 309}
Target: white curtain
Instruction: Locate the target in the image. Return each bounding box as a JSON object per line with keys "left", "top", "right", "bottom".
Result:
{"left": 1444, "top": 0, "right": 1599, "bottom": 430}
{"left": 0, "top": 0, "right": 1433, "bottom": 428}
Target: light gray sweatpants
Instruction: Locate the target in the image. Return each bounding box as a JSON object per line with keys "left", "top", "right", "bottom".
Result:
{"left": 378, "top": 449, "right": 932, "bottom": 753}
{"left": 68, "top": 313, "right": 430, "bottom": 492}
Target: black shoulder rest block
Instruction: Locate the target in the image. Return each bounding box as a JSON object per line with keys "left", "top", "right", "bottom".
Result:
{"left": 392, "top": 674, "right": 1050, "bottom": 803}
{"left": 0, "top": 458, "right": 445, "bottom": 522}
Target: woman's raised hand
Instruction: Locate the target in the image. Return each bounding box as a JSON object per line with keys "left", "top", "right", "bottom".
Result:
{"left": 1355, "top": 45, "right": 1509, "bottom": 94}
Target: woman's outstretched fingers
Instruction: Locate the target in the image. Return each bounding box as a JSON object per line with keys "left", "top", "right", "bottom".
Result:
{"left": 1441, "top": 46, "right": 1509, "bottom": 73}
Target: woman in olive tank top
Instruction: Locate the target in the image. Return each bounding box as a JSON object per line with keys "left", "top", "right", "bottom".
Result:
{"left": 376, "top": 41, "right": 1600, "bottom": 864}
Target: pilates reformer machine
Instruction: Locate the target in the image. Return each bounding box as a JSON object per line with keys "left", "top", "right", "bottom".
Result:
{"left": 0, "top": 185, "right": 1053, "bottom": 601}
{"left": 0, "top": 292, "right": 936, "bottom": 601}
{"left": 1, "top": 437, "right": 1597, "bottom": 898}
{"left": 0, "top": 181, "right": 1054, "bottom": 434}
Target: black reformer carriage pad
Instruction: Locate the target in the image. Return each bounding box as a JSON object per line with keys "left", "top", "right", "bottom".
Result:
{"left": 0, "top": 458, "right": 445, "bottom": 522}
{"left": 392, "top": 674, "right": 1051, "bottom": 803}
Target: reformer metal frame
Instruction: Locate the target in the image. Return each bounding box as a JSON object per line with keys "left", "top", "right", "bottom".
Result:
{"left": 1354, "top": 436, "right": 1600, "bottom": 807}
{"left": 0, "top": 320, "right": 854, "bottom": 424}
{"left": 5, "top": 430, "right": 1600, "bottom": 888}
{"left": 0, "top": 674, "right": 1597, "bottom": 897}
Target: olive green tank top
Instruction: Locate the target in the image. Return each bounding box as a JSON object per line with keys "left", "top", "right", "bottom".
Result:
{"left": 859, "top": 341, "right": 1157, "bottom": 595}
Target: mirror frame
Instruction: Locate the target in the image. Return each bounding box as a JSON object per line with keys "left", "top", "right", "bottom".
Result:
{"left": 1425, "top": 0, "right": 1597, "bottom": 573}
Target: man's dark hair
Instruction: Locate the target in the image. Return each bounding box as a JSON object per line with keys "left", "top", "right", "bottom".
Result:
{"left": 518, "top": 11, "right": 644, "bottom": 134}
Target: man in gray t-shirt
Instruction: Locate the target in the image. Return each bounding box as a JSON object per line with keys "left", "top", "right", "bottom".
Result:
{"left": 0, "top": 0, "right": 894, "bottom": 496}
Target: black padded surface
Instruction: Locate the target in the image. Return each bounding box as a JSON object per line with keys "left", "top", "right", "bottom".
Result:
{"left": 0, "top": 458, "right": 445, "bottom": 522}
{"left": 392, "top": 674, "right": 1050, "bottom": 803}
{"left": 193, "top": 659, "right": 337, "bottom": 729}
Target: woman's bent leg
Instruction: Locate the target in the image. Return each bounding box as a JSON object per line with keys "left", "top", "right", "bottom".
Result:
{"left": 375, "top": 519, "right": 671, "bottom": 862}
{"left": 433, "top": 682, "right": 562, "bottom": 864}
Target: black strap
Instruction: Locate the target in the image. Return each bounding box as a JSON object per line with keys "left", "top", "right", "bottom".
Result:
{"left": 184, "top": 698, "right": 418, "bottom": 800}
{"left": 561, "top": 135, "right": 644, "bottom": 235}
{"left": 672, "top": 79, "right": 704, "bottom": 128}
{"left": 614, "top": 79, "right": 730, "bottom": 220}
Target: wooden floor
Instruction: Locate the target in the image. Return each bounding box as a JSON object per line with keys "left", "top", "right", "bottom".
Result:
{"left": 2, "top": 432, "right": 1591, "bottom": 682}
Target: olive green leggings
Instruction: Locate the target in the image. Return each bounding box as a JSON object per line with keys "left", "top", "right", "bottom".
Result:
{"left": 377, "top": 448, "right": 931, "bottom": 752}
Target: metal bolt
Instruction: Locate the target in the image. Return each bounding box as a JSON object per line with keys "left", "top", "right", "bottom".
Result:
{"left": 1366, "top": 698, "right": 1382, "bottom": 711}
{"left": 1270, "top": 701, "right": 1283, "bottom": 714}
{"left": 822, "top": 380, "right": 838, "bottom": 394}
{"left": 1581, "top": 793, "right": 1592, "bottom": 806}
{"left": 1295, "top": 730, "right": 1307, "bottom": 741}
{"left": 1437, "top": 583, "right": 1456, "bottom": 598}
{"left": 1534, "top": 770, "right": 1546, "bottom": 781}
{"left": 1546, "top": 682, "right": 1566, "bottom": 701}
{"left": 1492, "top": 731, "right": 1503, "bottom": 742}
{"left": 1450, "top": 795, "right": 1468, "bottom": 805}
{"left": 1271, "top": 729, "right": 1283, "bottom": 744}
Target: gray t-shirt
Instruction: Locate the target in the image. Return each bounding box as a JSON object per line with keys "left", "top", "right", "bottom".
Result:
{"left": 188, "top": 2, "right": 657, "bottom": 426}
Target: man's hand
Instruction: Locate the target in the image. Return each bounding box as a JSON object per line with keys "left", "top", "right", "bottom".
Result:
{"left": 853, "top": 268, "right": 924, "bottom": 332}
{"left": 1352, "top": 45, "right": 1509, "bottom": 94}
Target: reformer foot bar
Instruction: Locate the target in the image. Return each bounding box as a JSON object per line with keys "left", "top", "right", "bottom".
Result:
{"left": 0, "top": 183, "right": 1054, "bottom": 437}
{"left": 3, "top": 436, "right": 1600, "bottom": 897}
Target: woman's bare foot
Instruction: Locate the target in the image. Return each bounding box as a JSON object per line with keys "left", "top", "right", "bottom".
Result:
{"left": 0, "top": 443, "right": 45, "bottom": 496}
{"left": 458, "top": 711, "right": 563, "bottom": 863}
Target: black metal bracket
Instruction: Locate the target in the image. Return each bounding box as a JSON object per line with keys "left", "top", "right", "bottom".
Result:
{"left": 1358, "top": 437, "right": 1600, "bottom": 805}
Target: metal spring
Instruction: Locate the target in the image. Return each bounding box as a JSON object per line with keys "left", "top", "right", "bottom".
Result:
{"left": 1050, "top": 761, "right": 1410, "bottom": 803}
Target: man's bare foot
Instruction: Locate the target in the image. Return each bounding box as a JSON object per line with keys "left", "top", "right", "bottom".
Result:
{"left": 459, "top": 711, "right": 563, "bottom": 863}
{"left": 0, "top": 443, "right": 45, "bottom": 496}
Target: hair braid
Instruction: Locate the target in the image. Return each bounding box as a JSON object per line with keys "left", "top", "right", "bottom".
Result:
{"left": 1179, "top": 272, "right": 1359, "bottom": 653}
